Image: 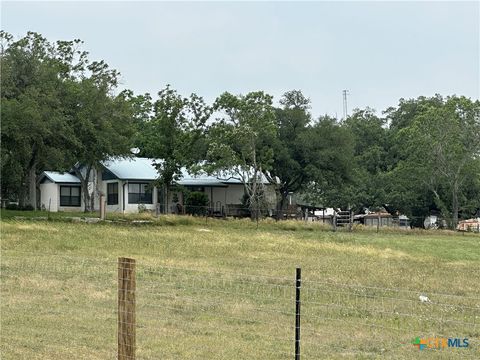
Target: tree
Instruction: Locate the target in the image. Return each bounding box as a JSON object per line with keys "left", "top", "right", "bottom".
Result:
{"left": 382, "top": 95, "right": 449, "bottom": 221}
{"left": 1, "top": 31, "right": 135, "bottom": 211}
{"left": 268, "top": 90, "right": 313, "bottom": 212}
{"left": 338, "top": 108, "right": 389, "bottom": 211}
{"left": 386, "top": 95, "right": 445, "bottom": 132}
{"left": 140, "top": 85, "right": 210, "bottom": 212}
{"left": 206, "top": 91, "right": 276, "bottom": 219}
{"left": 123, "top": 90, "right": 154, "bottom": 150}
{"left": 298, "top": 116, "right": 355, "bottom": 209}
{"left": 1, "top": 31, "right": 81, "bottom": 207}
{"left": 67, "top": 79, "right": 136, "bottom": 211}
{"left": 394, "top": 96, "right": 480, "bottom": 227}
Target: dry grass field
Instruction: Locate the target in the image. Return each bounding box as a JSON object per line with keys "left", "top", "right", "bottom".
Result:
{"left": 1, "top": 212, "right": 479, "bottom": 359}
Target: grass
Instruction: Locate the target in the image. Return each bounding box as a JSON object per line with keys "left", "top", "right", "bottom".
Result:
{"left": 1, "top": 211, "right": 479, "bottom": 359}
{"left": 0, "top": 209, "right": 100, "bottom": 220}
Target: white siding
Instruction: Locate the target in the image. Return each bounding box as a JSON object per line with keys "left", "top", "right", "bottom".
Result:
{"left": 123, "top": 182, "right": 158, "bottom": 213}
{"left": 39, "top": 181, "right": 58, "bottom": 212}
{"left": 102, "top": 180, "right": 123, "bottom": 213}
{"left": 212, "top": 187, "right": 227, "bottom": 210}
{"left": 40, "top": 181, "right": 83, "bottom": 212}
{"left": 224, "top": 184, "right": 245, "bottom": 205}
{"left": 201, "top": 185, "right": 244, "bottom": 211}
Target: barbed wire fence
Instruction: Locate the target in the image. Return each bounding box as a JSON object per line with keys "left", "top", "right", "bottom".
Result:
{"left": 2, "top": 251, "right": 479, "bottom": 359}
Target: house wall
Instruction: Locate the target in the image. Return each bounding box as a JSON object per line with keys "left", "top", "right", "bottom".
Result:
{"left": 211, "top": 184, "right": 276, "bottom": 210}
{"left": 41, "top": 176, "right": 277, "bottom": 215}
{"left": 122, "top": 181, "right": 158, "bottom": 213}
{"left": 101, "top": 180, "right": 124, "bottom": 213}
{"left": 39, "top": 181, "right": 58, "bottom": 212}
{"left": 158, "top": 184, "right": 248, "bottom": 214}
{"left": 211, "top": 187, "right": 228, "bottom": 212}
{"left": 39, "top": 181, "right": 84, "bottom": 212}
{"left": 211, "top": 184, "right": 277, "bottom": 215}
{"left": 224, "top": 184, "right": 245, "bottom": 205}
{"left": 201, "top": 185, "right": 245, "bottom": 213}
{"left": 157, "top": 184, "right": 247, "bottom": 215}
{"left": 79, "top": 178, "right": 150, "bottom": 214}
{"left": 108, "top": 183, "right": 181, "bottom": 214}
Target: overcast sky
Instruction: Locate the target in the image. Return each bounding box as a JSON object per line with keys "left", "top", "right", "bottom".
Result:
{"left": 2, "top": 1, "right": 479, "bottom": 118}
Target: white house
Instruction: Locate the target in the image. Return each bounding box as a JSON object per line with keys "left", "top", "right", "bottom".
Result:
{"left": 39, "top": 157, "right": 276, "bottom": 215}
{"left": 39, "top": 171, "right": 83, "bottom": 212}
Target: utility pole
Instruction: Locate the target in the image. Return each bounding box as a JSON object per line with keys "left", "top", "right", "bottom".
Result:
{"left": 342, "top": 89, "right": 350, "bottom": 120}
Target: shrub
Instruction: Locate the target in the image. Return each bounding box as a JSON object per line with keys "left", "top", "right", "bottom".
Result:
{"left": 5, "top": 203, "right": 34, "bottom": 211}
{"left": 185, "top": 191, "right": 209, "bottom": 216}
{"left": 5, "top": 203, "right": 19, "bottom": 210}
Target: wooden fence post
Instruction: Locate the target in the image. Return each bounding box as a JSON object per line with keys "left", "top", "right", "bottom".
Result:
{"left": 100, "top": 195, "right": 106, "bottom": 220}
{"left": 118, "top": 257, "right": 136, "bottom": 360}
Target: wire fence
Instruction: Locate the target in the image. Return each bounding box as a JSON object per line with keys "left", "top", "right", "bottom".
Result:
{"left": 1, "top": 252, "right": 117, "bottom": 359}
{"left": 2, "top": 251, "right": 479, "bottom": 359}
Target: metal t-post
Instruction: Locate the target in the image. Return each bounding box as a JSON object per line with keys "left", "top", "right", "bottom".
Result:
{"left": 295, "top": 267, "right": 302, "bottom": 360}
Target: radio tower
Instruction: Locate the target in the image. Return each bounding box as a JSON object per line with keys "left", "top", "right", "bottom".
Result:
{"left": 342, "top": 89, "right": 350, "bottom": 120}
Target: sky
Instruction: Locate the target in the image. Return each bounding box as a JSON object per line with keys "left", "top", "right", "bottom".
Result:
{"left": 2, "top": 1, "right": 479, "bottom": 119}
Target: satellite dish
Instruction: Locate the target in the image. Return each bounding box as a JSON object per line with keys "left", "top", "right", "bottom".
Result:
{"left": 130, "top": 147, "right": 140, "bottom": 155}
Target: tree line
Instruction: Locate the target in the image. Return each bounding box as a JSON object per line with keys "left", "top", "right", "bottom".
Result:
{"left": 2, "top": 32, "right": 479, "bottom": 227}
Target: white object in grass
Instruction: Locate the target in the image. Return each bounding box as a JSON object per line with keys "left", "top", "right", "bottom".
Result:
{"left": 419, "top": 295, "right": 431, "bottom": 303}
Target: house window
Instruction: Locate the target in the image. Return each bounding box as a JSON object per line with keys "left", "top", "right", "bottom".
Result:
{"left": 186, "top": 186, "right": 205, "bottom": 193}
{"left": 107, "top": 183, "right": 118, "bottom": 205}
{"left": 128, "top": 183, "right": 152, "bottom": 204}
{"left": 60, "top": 186, "right": 81, "bottom": 207}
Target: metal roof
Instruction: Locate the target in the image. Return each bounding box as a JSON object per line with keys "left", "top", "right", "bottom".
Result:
{"left": 177, "top": 168, "right": 241, "bottom": 186}
{"left": 41, "top": 171, "right": 81, "bottom": 183}
{"left": 102, "top": 157, "right": 159, "bottom": 180}
{"left": 101, "top": 157, "right": 249, "bottom": 185}
{"left": 178, "top": 179, "right": 228, "bottom": 187}
{"left": 43, "top": 158, "right": 267, "bottom": 186}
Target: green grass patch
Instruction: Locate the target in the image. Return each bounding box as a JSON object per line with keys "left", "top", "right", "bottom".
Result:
{"left": 1, "top": 216, "right": 479, "bottom": 359}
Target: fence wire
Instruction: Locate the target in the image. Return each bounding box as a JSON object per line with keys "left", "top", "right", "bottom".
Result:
{"left": 2, "top": 251, "right": 479, "bottom": 359}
